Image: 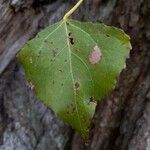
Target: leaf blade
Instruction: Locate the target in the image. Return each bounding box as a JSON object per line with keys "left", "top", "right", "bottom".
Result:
{"left": 19, "top": 19, "right": 131, "bottom": 139}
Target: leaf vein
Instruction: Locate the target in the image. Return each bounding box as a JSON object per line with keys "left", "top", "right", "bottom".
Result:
{"left": 64, "top": 22, "right": 83, "bottom": 132}
{"left": 71, "top": 51, "right": 94, "bottom": 92}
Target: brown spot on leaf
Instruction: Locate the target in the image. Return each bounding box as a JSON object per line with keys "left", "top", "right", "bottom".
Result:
{"left": 75, "top": 49, "right": 80, "bottom": 52}
{"left": 37, "top": 51, "right": 41, "bottom": 57}
{"left": 89, "top": 97, "right": 95, "bottom": 102}
{"left": 27, "top": 81, "right": 35, "bottom": 90}
{"left": 88, "top": 97, "right": 97, "bottom": 106}
{"left": 75, "top": 82, "right": 80, "bottom": 91}
{"left": 29, "top": 57, "right": 33, "bottom": 64}
{"left": 44, "top": 39, "right": 47, "bottom": 43}
{"left": 89, "top": 45, "right": 102, "bottom": 64}
{"left": 67, "top": 103, "right": 76, "bottom": 113}
{"left": 52, "top": 48, "right": 57, "bottom": 57}
{"left": 68, "top": 32, "right": 72, "bottom": 36}
{"left": 68, "top": 32, "right": 74, "bottom": 45}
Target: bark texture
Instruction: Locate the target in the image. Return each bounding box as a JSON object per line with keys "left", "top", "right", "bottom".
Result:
{"left": 0, "top": 0, "right": 149, "bottom": 150}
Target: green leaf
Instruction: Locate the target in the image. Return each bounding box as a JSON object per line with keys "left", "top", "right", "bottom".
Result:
{"left": 18, "top": 19, "right": 131, "bottom": 139}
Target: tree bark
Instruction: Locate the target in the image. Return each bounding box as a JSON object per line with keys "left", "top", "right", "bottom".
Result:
{"left": 0, "top": 0, "right": 149, "bottom": 150}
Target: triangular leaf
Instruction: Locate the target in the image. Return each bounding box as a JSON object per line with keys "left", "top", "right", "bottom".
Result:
{"left": 18, "top": 19, "right": 131, "bottom": 139}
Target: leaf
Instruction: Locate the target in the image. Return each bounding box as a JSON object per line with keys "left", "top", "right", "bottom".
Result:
{"left": 18, "top": 19, "right": 131, "bottom": 139}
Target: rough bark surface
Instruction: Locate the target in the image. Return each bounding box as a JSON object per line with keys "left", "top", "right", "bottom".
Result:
{"left": 0, "top": 0, "right": 149, "bottom": 150}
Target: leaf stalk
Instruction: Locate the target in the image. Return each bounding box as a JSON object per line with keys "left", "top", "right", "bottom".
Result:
{"left": 63, "top": 0, "right": 84, "bottom": 21}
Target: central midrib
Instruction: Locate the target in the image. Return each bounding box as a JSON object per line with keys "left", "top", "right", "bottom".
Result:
{"left": 64, "top": 21, "right": 83, "bottom": 133}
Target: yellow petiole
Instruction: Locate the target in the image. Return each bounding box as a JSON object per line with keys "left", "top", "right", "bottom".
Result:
{"left": 63, "top": 0, "right": 84, "bottom": 21}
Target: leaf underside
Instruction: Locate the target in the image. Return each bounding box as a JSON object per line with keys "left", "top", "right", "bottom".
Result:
{"left": 18, "top": 19, "right": 131, "bottom": 139}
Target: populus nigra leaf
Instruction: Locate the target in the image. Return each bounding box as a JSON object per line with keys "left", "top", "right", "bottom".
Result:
{"left": 18, "top": 19, "right": 131, "bottom": 139}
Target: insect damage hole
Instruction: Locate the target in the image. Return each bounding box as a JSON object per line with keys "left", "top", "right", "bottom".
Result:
{"left": 68, "top": 32, "right": 74, "bottom": 45}
{"left": 89, "top": 45, "right": 102, "bottom": 64}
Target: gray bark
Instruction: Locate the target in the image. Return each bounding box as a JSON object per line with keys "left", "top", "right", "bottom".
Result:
{"left": 0, "top": 0, "right": 149, "bottom": 150}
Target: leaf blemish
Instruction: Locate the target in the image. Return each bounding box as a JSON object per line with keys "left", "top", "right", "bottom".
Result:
{"left": 27, "top": 81, "right": 35, "bottom": 90}
{"left": 68, "top": 32, "right": 74, "bottom": 45}
{"left": 89, "top": 45, "right": 102, "bottom": 65}
{"left": 89, "top": 97, "right": 97, "bottom": 105}
{"left": 44, "top": 40, "right": 47, "bottom": 43}
{"left": 76, "top": 49, "right": 80, "bottom": 52}
{"left": 67, "top": 104, "right": 76, "bottom": 113}
{"left": 37, "top": 51, "right": 41, "bottom": 57}
{"left": 29, "top": 57, "right": 33, "bottom": 64}
{"left": 75, "top": 82, "right": 80, "bottom": 91}
{"left": 52, "top": 48, "right": 57, "bottom": 57}
{"left": 89, "top": 97, "right": 95, "bottom": 102}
